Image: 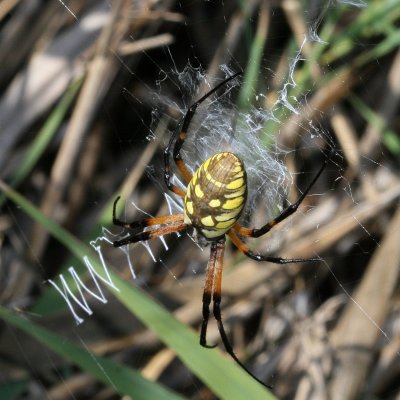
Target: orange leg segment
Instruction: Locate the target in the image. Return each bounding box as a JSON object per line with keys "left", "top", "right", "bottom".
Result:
{"left": 200, "top": 237, "right": 225, "bottom": 348}
{"left": 229, "top": 229, "right": 321, "bottom": 264}
{"left": 113, "top": 219, "right": 186, "bottom": 247}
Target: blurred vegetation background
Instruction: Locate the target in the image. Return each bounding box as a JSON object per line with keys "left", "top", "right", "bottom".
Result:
{"left": 0, "top": 1, "right": 400, "bottom": 399}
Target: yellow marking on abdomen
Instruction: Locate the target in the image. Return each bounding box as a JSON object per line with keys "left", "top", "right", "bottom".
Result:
{"left": 226, "top": 178, "right": 244, "bottom": 190}
{"left": 233, "top": 171, "right": 244, "bottom": 179}
{"left": 222, "top": 196, "right": 244, "bottom": 210}
{"left": 215, "top": 208, "right": 241, "bottom": 222}
{"left": 194, "top": 184, "right": 204, "bottom": 198}
{"left": 216, "top": 220, "right": 235, "bottom": 229}
{"left": 209, "top": 199, "right": 221, "bottom": 207}
{"left": 232, "top": 164, "right": 242, "bottom": 173}
{"left": 200, "top": 229, "right": 224, "bottom": 239}
{"left": 224, "top": 186, "right": 246, "bottom": 198}
{"left": 186, "top": 201, "right": 194, "bottom": 215}
{"left": 203, "top": 158, "right": 211, "bottom": 171}
{"left": 201, "top": 216, "right": 215, "bottom": 227}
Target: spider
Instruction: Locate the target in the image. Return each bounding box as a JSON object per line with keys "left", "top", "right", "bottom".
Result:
{"left": 112, "top": 72, "right": 329, "bottom": 388}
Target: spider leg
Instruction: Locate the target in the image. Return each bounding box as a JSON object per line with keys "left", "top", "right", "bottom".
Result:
{"left": 113, "top": 219, "right": 186, "bottom": 247}
{"left": 234, "top": 151, "right": 331, "bottom": 238}
{"left": 229, "top": 230, "right": 321, "bottom": 264}
{"left": 200, "top": 239, "right": 223, "bottom": 349}
{"left": 203, "top": 237, "right": 273, "bottom": 389}
{"left": 112, "top": 196, "right": 184, "bottom": 228}
{"left": 164, "top": 71, "right": 242, "bottom": 192}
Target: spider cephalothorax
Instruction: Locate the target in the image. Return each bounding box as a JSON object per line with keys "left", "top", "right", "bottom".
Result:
{"left": 113, "top": 72, "right": 328, "bottom": 388}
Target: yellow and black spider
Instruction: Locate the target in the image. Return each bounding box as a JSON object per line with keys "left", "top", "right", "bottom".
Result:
{"left": 112, "top": 72, "right": 328, "bottom": 388}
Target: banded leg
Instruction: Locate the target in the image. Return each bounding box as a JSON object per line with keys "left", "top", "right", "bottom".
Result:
{"left": 164, "top": 72, "right": 242, "bottom": 192}
{"left": 202, "top": 237, "right": 272, "bottom": 389}
{"left": 234, "top": 151, "right": 331, "bottom": 238}
{"left": 200, "top": 239, "right": 223, "bottom": 349}
{"left": 113, "top": 196, "right": 184, "bottom": 229}
{"left": 113, "top": 219, "right": 186, "bottom": 247}
{"left": 229, "top": 230, "right": 321, "bottom": 263}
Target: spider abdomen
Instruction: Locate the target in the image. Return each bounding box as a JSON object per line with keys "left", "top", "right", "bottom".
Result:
{"left": 184, "top": 152, "right": 247, "bottom": 240}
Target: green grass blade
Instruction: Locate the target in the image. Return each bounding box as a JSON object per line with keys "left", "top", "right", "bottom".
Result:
{"left": 238, "top": 5, "right": 268, "bottom": 110}
{"left": 349, "top": 94, "right": 400, "bottom": 155}
{"left": 0, "top": 378, "right": 28, "bottom": 400}
{"left": 0, "top": 79, "right": 82, "bottom": 208}
{"left": 0, "top": 306, "right": 184, "bottom": 400}
{"left": 321, "top": 0, "right": 400, "bottom": 65}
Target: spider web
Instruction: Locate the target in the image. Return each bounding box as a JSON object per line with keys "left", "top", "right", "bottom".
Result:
{"left": 51, "top": 0, "right": 400, "bottom": 389}
{"left": 3, "top": 1, "right": 400, "bottom": 399}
